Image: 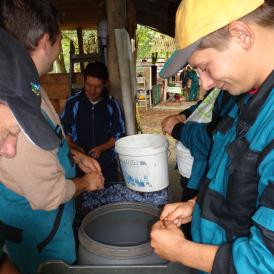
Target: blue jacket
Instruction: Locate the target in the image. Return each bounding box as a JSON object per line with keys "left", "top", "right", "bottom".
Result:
{"left": 173, "top": 90, "right": 237, "bottom": 190}
{"left": 61, "top": 89, "right": 125, "bottom": 160}
{"left": 191, "top": 71, "right": 274, "bottom": 273}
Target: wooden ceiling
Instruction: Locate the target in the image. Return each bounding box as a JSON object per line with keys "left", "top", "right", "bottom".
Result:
{"left": 49, "top": 0, "right": 106, "bottom": 30}
{"left": 50, "top": 0, "right": 181, "bottom": 37}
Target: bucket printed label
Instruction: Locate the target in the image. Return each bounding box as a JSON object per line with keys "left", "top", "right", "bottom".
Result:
{"left": 120, "top": 159, "right": 152, "bottom": 189}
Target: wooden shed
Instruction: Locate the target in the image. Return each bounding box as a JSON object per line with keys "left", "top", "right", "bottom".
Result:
{"left": 43, "top": 0, "right": 181, "bottom": 130}
{"left": 50, "top": 0, "right": 180, "bottom": 36}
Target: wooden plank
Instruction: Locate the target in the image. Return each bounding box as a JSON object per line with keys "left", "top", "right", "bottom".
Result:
{"left": 106, "top": 0, "right": 127, "bottom": 105}
{"left": 41, "top": 73, "right": 83, "bottom": 99}
{"left": 115, "top": 29, "right": 136, "bottom": 135}
{"left": 126, "top": 0, "right": 137, "bottom": 39}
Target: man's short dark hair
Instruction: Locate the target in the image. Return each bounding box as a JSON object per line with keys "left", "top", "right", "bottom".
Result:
{"left": 0, "top": 0, "right": 60, "bottom": 51}
{"left": 84, "top": 62, "right": 109, "bottom": 83}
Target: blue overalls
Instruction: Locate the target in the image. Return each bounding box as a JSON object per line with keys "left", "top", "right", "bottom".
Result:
{"left": 0, "top": 114, "right": 76, "bottom": 274}
{"left": 186, "top": 69, "right": 200, "bottom": 101}
{"left": 191, "top": 71, "right": 274, "bottom": 273}
{"left": 180, "top": 91, "right": 238, "bottom": 190}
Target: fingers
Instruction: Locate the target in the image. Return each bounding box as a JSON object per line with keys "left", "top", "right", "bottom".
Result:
{"left": 165, "top": 206, "right": 186, "bottom": 221}
{"left": 173, "top": 216, "right": 192, "bottom": 227}
{"left": 82, "top": 170, "right": 105, "bottom": 192}
{"left": 161, "top": 117, "right": 170, "bottom": 134}
{"left": 94, "top": 172, "right": 105, "bottom": 187}
{"left": 93, "top": 160, "right": 102, "bottom": 172}
{"left": 162, "top": 202, "right": 193, "bottom": 222}
{"left": 151, "top": 220, "right": 162, "bottom": 231}
{"left": 97, "top": 174, "right": 105, "bottom": 189}
{"left": 160, "top": 202, "right": 182, "bottom": 220}
{"left": 80, "top": 157, "right": 102, "bottom": 173}
{"left": 86, "top": 157, "right": 101, "bottom": 172}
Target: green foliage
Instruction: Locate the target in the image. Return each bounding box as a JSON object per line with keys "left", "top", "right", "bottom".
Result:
{"left": 61, "top": 30, "right": 98, "bottom": 72}
{"left": 58, "top": 26, "right": 173, "bottom": 72}
{"left": 136, "top": 25, "right": 155, "bottom": 59}
{"left": 136, "top": 25, "right": 175, "bottom": 60}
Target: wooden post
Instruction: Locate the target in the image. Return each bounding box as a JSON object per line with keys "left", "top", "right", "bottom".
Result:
{"left": 163, "top": 79, "right": 168, "bottom": 102}
{"left": 115, "top": 29, "right": 137, "bottom": 135}
{"left": 76, "top": 27, "right": 85, "bottom": 73}
{"left": 126, "top": 0, "right": 137, "bottom": 39}
{"left": 126, "top": 0, "right": 137, "bottom": 67}
{"left": 106, "top": 0, "right": 127, "bottom": 105}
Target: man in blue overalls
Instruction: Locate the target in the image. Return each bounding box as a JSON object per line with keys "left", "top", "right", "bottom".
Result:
{"left": 151, "top": 0, "right": 274, "bottom": 273}
{"left": 0, "top": 1, "right": 104, "bottom": 273}
{"left": 0, "top": 23, "right": 48, "bottom": 274}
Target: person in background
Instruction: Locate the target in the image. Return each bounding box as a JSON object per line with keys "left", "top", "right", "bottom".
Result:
{"left": 180, "top": 65, "right": 200, "bottom": 101}
{"left": 0, "top": 1, "right": 104, "bottom": 273}
{"left": 61, "top": 62, "right": 126, "bottom": 182}
{"left": 151, "top": 0, "right": 274, "bottom": 273}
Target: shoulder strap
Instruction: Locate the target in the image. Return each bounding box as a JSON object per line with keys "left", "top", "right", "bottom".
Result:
{"left": 240, "top": 70, "right": 274, "bottom": 126}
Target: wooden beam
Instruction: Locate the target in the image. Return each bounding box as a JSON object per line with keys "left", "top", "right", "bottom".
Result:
{"left": 106, "top": 0, "right": 127, "bottom": 105}
{"left": 76, "top": 27, "right": 85, "bottom": 72}
{"left": 135, "top": 0, "right": 178, "bottom": 37}
{"left": 115, "top": 29, "right": 137, "bottom": 135}
{"left": 126, "top": 0, "right": 137, "bottom": 39}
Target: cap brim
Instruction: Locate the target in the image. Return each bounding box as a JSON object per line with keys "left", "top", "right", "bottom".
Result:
{"left": 159, "top": 39, "right": 202, "bottom": 78}
{"left": 7, "top": 98, "right": 60, "bottom": 151}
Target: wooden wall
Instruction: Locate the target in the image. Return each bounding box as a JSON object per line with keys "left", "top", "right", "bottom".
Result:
{"left": 40, "top": 73, "right": 83, "bottom": 114}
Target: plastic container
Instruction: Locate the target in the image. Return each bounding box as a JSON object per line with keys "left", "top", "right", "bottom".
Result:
{"left": 176, "top": 141, "right": 194, "bottom": 178}
{"left": 115, "top": 134, "right": 169, "bottom": 192}
{"left": 78, "top": 202, "right": 167, "bottom": 265}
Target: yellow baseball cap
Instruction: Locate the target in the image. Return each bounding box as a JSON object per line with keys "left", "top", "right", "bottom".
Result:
{"left": 160, "top": 0, "right": 264, "bottom": 78}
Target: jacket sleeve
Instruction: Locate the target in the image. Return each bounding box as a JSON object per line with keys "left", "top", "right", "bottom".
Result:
{"left": 178, "top": 91, "right": 228, "bottom": 159}
{"left": 60, "top": 97, "right": 77, "bottom": 140}
{"left": 109, "top": 99, "right": 126, "bottom": 140}
{"left": 180, "top": 121, "right": 212, "bottom": 160}
{"left": 212, "top": 147, "right": 274, "bottom": 274}
{"left": 179, "top": 101, "right": 201, "bottom": 118}
{"left": 0, "top": 132, "right": 76, "bottom": 211}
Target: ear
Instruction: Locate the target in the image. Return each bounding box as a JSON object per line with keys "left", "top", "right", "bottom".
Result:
{"left": 228, "top": 21, "right": 255, "bottom": 49}
{"left": 36, "top": 33, "right": 50, "bottom": 52}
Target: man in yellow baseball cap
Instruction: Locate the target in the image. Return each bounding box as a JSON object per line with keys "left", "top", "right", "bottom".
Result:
{"left": 151, "top": 1, "right": 274, "bottom": 273}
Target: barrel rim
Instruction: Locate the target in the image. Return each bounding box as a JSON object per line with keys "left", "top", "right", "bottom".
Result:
{"left": 78, "top": 202, "right": 160, "bottom": 258}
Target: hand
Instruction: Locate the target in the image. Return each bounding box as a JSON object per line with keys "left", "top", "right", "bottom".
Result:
{"left": 71, "top": 144, "right": 85, "bottom": 153}
{"left": 161, "top": 114, "right": 185, "bottom": 136}
{"left": 71, "top": 150, "right": 102, "bottom": 173}
{"left": 150, "top": 220, "right": 187, "bottom": 262}
{"left": 160, "top": 201, "right": 195, "bottom": 227}
{"left": 82, "top": 172, "right": 105, "bottom": 191}
{"left": 88, "top": 146, "right": 102, "bottom": 159}
{"left": 0, "top": 256, "right": 20, "bottom": 274}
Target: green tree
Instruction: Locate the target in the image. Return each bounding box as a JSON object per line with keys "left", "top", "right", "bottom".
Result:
{"left": 136, "top": 25, "right": 155, "bottom": 59}
{"left": 59, "top": 30, "right": 98, "bottom": 73}
{"left": 136, "top": 25, "right": 175, "bottom": 60}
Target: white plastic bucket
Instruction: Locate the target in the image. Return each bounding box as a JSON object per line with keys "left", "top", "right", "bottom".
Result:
{"left": 115, "top": 134, "right": 169, "bottom": 192}
{"left": 176, "top": 141, "right": 194, "bottom": 178}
